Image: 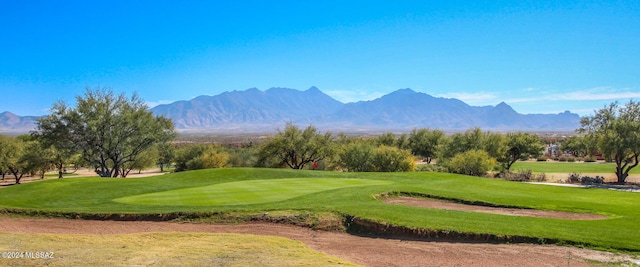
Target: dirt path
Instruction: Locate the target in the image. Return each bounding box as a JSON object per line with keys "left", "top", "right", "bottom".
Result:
{"left": 0, "top": 216, "right": 635, "bottom": 266}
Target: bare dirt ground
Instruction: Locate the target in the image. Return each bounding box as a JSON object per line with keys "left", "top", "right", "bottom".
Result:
{"left": 382, "top": 196, "right": 608, "bottom": 220}
{"left": 1, "top": 215, "right": 637, "bottom": 266}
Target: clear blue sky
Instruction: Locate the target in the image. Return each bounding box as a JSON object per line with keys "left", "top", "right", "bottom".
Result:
{"left": 2, "top": 0, "right": 639, "bottom": 116}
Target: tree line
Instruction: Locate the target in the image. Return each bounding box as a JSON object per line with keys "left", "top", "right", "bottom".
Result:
{"left": 1, "top": 88, "right": 638, "bottom": 185}
{"left": 251, "top": 123, "right": 544, "bottom": 175}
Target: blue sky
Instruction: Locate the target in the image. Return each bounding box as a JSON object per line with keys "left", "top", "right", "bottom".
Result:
{"left": 1, "top": 0, "right": 639, "bottom": 116}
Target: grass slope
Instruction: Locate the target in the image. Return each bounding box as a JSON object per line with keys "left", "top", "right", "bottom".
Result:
{"left": 1, "top": 168, "right": 639, "bottom": 251}
{"left": 511, "top": 161, "right": 640, "bottom": 174}
{"left": 115, "top": 178, "right": 391, "bottom": 206}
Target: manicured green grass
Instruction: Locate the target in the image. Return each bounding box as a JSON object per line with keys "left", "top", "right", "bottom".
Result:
{"left": 44, "top": 173, "right": 79, "bottom": 178}
{"left": 1, "top": 168, "right": 639, "bottom": 251}
{"left": 115, "top": 178, "right": 391, "bottom": 206}
{"left": 511, "top": 161, "right": 640, "bottom": 174}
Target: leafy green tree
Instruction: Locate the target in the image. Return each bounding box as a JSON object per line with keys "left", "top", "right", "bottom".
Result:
{"left": 396, "top": 133, "right": 410, "bottom": 150}
{"left": 498, "top": 132, "right": 543, "bottom": 171}
{"left": 446, "top": 149, "right": 496, "bottom": 177}
{"left": 579, "top": 101, "right": 640, "bottom": 183}
{"left": 560, "top": 136, "right": 594, "bottom": 158}
{"left": 334, "top": 133, "right": 358, "bottom": 146}
{"left": 32, "top": 103, "right": 78, "bottom": 178}
{"left": 338, "top": 141, "right": 375, "bottom": 172}
{"left": 227, "top": 146, "right": 257, "bottom": 167}
{"left": 121, "top": 147, "right": 159, "bottom": 176}
{"left": 19, "top": 138, "right": 53, "bottom": 179}
{"left": 439, "top": 128, "right": 485, "bottom": 160}
{"left": 0, "top": 135, "right": 26, "bottom": 184}
{"left": 408, "top": 128, "right": 444, "bottom": 163}
{"left": 371, "top": 145, "right": 415, "bottom": 172}
{"left": 482, "top": 132, "right": 507, "bottom": 160}
{"left": 156, "top": 142, "right": 175, "bottom": 172}
{"left": 257, "top": 123, "right": 334, "bottom": 169}
{"left": 34, "top": 88, "right": 177, "bottom": 177}
{"left": 376, "top": 132, "right": 396, "bottom": 147}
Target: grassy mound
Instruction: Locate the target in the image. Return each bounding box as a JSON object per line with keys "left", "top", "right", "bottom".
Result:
{"left": 1, "top": 168, "right": 639, "bottom": 251}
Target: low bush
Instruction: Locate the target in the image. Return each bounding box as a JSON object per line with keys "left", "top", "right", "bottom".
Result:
{"left": 335, "top": 143, "right": 415, "bottom": 172}
{"left": 446, "top": 149, "right": 496, "bottom": 177}
{"left": 557, "top": 155, "right": 576, "bottom": 162}
{"left": 567, "top": 172, "right": 581, "bottom": 183}
{"left": 566, "top": 173, "right": 604, "bottom": 185}
{"left": 580, "top": 175, "right": 604, "bottom": 185}
{"left": 496, "top": 169, "right": 546, "bottom": 182}
{"left": 371, "top": 145, "right": 416, "bottom": 172}
{"left": 583, "top": 156, "right": 597, "bottom": 162}
{"left": 175, "top": 144, "right": 229, "bottom": 172}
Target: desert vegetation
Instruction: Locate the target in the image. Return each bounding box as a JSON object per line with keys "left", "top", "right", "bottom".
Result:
{"left": 4, "top": 107, "right": 640, "bottom": 185}
{"left": 4, "top": 89, "right": 638, "bottom": 184}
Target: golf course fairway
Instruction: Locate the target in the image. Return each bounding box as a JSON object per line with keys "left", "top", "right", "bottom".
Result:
{"left": 115, "top": 178, "right": 392, "bottom": 206}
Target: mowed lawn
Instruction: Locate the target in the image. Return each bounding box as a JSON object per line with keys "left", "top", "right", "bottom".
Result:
{"left": 511, "top": 161, "right": 640, "bottom": 174}
{"left": 115, "top": 178, "right": 391, "bottom": 206}
{"left": 1, "top": 168, "right": 640, "bottom": 252}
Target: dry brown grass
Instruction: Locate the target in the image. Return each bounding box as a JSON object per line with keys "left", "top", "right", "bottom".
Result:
{"left": 0, "top": 232, "right": 358, "bottom": 266}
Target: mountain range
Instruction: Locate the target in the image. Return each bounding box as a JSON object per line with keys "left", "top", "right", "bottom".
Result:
{"left": 0, "top": 87, "right": 581, "bottom": 133}
{"left": 0, "top": 112, "right": 41, "bottom": 134}
{"left": 150, "top": 87, "right": 580, "bottom": 132}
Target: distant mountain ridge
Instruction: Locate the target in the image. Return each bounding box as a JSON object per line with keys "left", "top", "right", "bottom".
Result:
{"left": 151, "top": 87, "right": 581, "bottom": 132}
{"left": 150, "top": 86, "right": 343, "bottom": 129}
{"left": 0, "top": 112, "right": 40, "bottom": 133}
{"left": 1, "top": 87, "right": 582, "bottom": 133}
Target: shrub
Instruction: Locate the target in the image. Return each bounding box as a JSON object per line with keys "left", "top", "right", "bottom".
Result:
{"left": 371, "top": 145, "right": 416, "bottom": 172}
{"left": 227, "top": 147, "right": 257, "bottom": 167}
{"left": 337, "top": 142, "right": 375, "bottom": 172}
{"left": 533, "top": 172, "right": 547, "bottom": 182}
{"left": 565, "top": 172, "right": 604, "bottom": 185}
{"left": 497, "top": 169, "right": 547, "bottom": 182}
{"left": 175, "top": 144, "right": 229, "bottom": 172}
{"left": 567, "top": 172, "right": 581, "bottom": 183}
{"left": 446, "top": 149, "right": 496, "bottom": 177}
{"left": 199, "top": 147, "right": 229, "bottom": 169}
{"left": 580, "top": 175, "right": 604, "bottom": 185}
{"left": 557, "top": 155, "right": 576, "bottom": 162}
{"left": 583, "top": 156, "right": 597, "bottom": 162}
